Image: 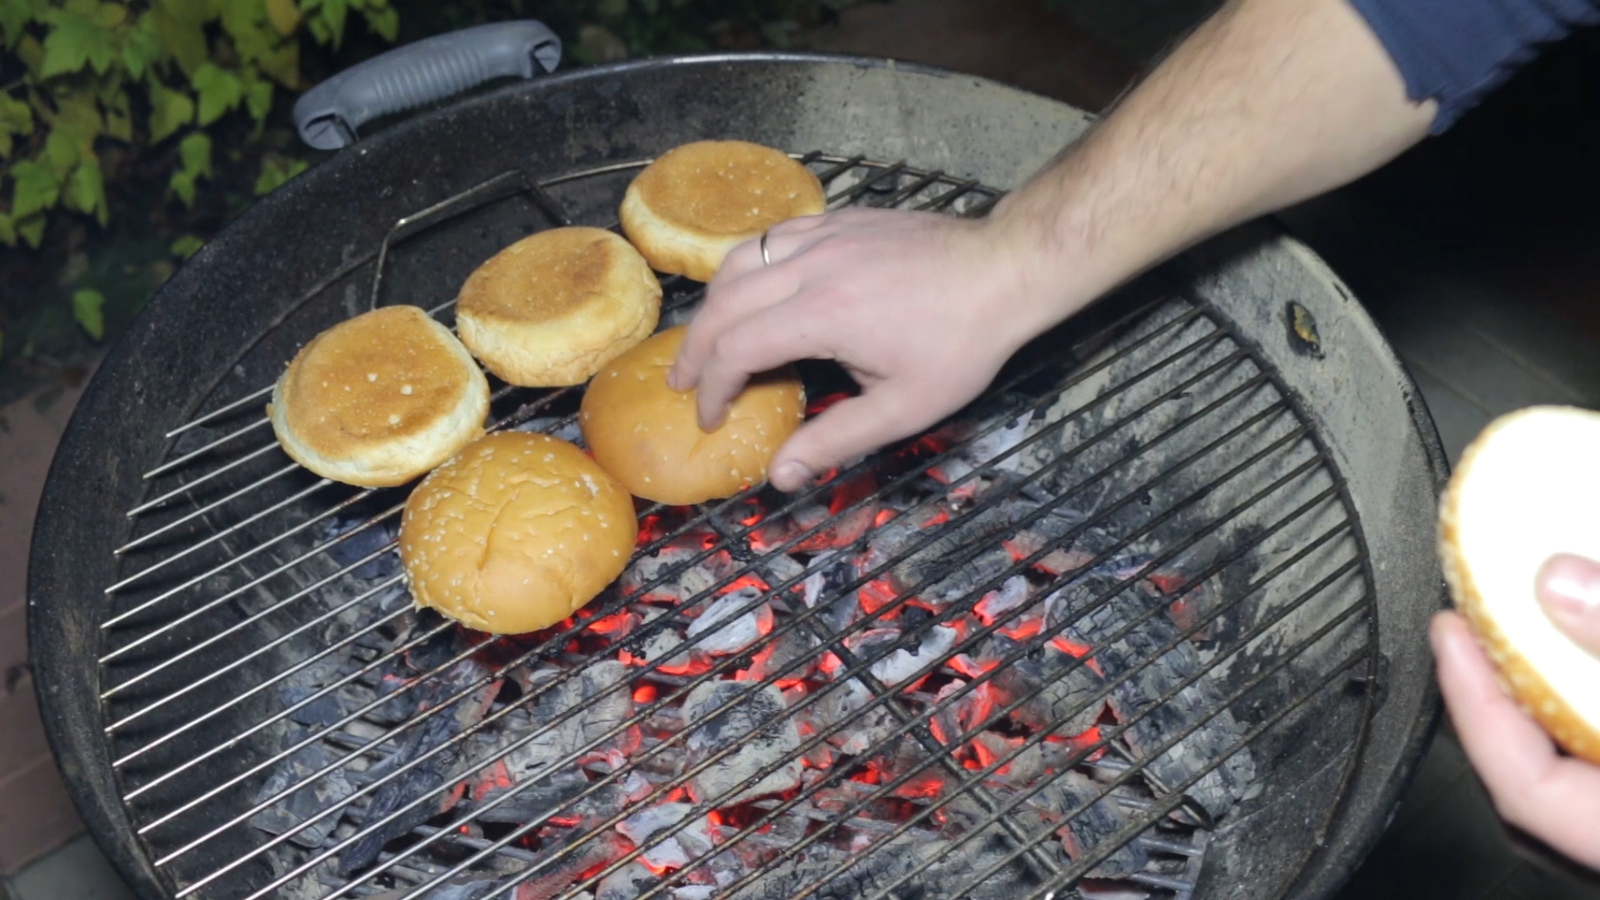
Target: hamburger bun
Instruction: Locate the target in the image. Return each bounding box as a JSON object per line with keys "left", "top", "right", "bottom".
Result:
{"left": 269, "top": 305, "right": 489, "bottom": 488}
{"left": 456, "top": 226, "right": 662, "bottom": 387}
{"left": 579, "top": 326, "right": 805, "bottom": 506}
{"left": 399, "top": 432, "right": 638, "bottom": 634}
{"left": 1438, "top": 405, "right": 1600, "bottom": 764}
{"left": 619, "top": 140, "right": 827, "bottom": 283}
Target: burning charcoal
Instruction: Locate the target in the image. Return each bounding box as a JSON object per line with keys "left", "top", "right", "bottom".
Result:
{"left": 315, "top": 515, "right": 401, "bottom": 581}
{"left": 845, "top": 625, "right": 958, "bottom": 690}
{"left": 404, "top": 626, "right": 468, "bottom": 674}
{"left": 465, "top": 764, "right": 627, "bottom": 826}
{"left": 686, "top": 587, "right": 773, "bottom": 656}
{"left": 801, "top": 677, "right": 897, "bottom": 757}
{"left": 416, "top": 881, "right": 496, "bottom": 900}
{"left": 505, "top": 661, "right": 638, "bottom": 777}
{"left": 618, "top": 802, "right": 703, "bottom": 872}
{"left": 281, "top": 647, "right": 354, "bottom": 728}
{"left": 369, "top": 668, "right": 419, "bottom": 724}
{"left": 1027, "top": 771, "right": 1150, "bottom": 878}
{"left": 337, "top": 659, "right": 500, "bottom": 875}
{"left": 512, "top": 415, "right": 584, "bottom": 445}
{"left": 597, "top": 861, "right": 660, "bottom": 900}
{"left": 726, "top": 835, "right": 1028, "bottom": 900}
{"left": 621, "top": 538, "right": 723, "bottom": 603}
{"left": 989, "top": 638, "right": 1104, "bottom": 738}
{"left": 1046, "top": 573, "right": 1257, "bottom": 819}
{"left": 250, "top": 729, "right": 354, "bottom": 848}
{"left": 673, "top": 888, "right": 717, "bottom": 900}
{"left": 927, "top": 410, "right": 1034, "bottom": 499}
{"left": 802, "top": 552, "right": 863, "bottom": 633}
{"left": 512, "top": 830, "right": 631, "bottom": 900}
{"left": 682, "top": 681, "right": 802, "bottom": 805}
{"left": 623, "top": 608, "right": 692, "bottom": 669}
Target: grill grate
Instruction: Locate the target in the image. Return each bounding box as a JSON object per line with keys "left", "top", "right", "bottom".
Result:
{"left": 101, "top": 153, "right": 1380, "bottom": 900}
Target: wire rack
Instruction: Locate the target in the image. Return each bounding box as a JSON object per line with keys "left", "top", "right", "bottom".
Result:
{"left": 99, "top": 153, "right": 1382, "bottom": 900}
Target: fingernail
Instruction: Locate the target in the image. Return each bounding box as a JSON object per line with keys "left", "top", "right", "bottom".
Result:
{"left": 1537, "top": 553, "right": 1600, "bottom": 621}
{"left": 771, "top": 461, "right": 815, "bottom": 492}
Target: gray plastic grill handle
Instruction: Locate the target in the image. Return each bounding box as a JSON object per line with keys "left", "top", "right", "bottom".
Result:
{"left": 293, "top": 20, "right": 562, "bottom": 150}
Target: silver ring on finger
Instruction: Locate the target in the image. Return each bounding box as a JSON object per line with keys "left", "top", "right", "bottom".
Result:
{"left": 760, "top": 229, "right": 773, "bottom": 267}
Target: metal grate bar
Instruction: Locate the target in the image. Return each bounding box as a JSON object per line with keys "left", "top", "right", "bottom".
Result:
{"left": 175, "top": 339, "right": 1276, "bottom": 896}
{"left": 102, "top": 504, "right": 403, "bottom": 670}
{"left": 143, "top": 417, "right": 273, "bottom": 481}
{"left": 276, "top": 389, "right": 1312, "bottom": 900}
{"left": 591, "top": 521, "right": 1360, "bottom": 900}
{"left": 527, "top": 460, "right": 1346, "bottom": 900}
{"left": 162, "top": 384, "right": 274, "bottom": 441}
{"left": 116, "top": 290, "right": 1191, "bottom": 777}
{"left": 127, "top": 441, "right": 284, "bottom": 518}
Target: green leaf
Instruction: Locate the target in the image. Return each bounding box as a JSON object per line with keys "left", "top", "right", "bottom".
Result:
{"left": 149, "top": 4, "right": 208, "bottom": 78}
{"left": 10, "top": 157, "right": 59, "bottom": 217}
{"left": 244, "top": 73, "right": 272, "bottom": 122}
{"left": 148, "top": 83, "right": 194, "bottom": 142}
{"left": 98, "top": 85, "right": 131, "bottom": 141}
{"left": 265, "top": 0, "right": 300, "bottom": 34}
{"left": 17, "top": 33, "right": 44, "bottom": 76}
{"left": 253, "top": 154, "right": 307, "bottom": 195}
{"left": 321, "top": 0, "right": 346, "bottom": 47}
{"left": 177, "top": 129, "right": 211, "bottom": 175}
{"left": 71, "top": 287, "right": 104, "bottom": 340}
{"left": 363, "top": 4, "right": 396, "bottom": 41}
{"left": 43, "top": 127, "right": 79, "bottom": 173}
{"left": 121, "top": 15, "right": 163, "bottom": 80}
{"left": 17, "top": 212, "right": 45, "bottom": 247}
{"left": 219, "top": 0, "right": 273, "bottom": 62}
{"left": 0, "top": 212, "right": 14, "bottom": 245}
{"left": 0, "top": 0, "right": 33, "bottom": 50}
{"left": 66, "top": 156, "right": 105, "bottom": 223}
{"left": 170, "top": 233, "right": 203, "bottom": 258}
{"left": 192, "top": 62, "right": 243, "bottom": 125}
{"left": 0, "top": 93, "right": 33, "bottom": 158}
{"left": 597, "top": 0, "right": 627, "bottom": 18}
{"left": 40, "top": 9, "right": 116, "bottom": 77}
{"left": 256, "top": 40, "right": 298, "bottom": 86}
{"left": 91, "top": 2, "right": 125, "bottom": 28}
{"left": 52, "top": 89, "right": 100, "bottom": 151}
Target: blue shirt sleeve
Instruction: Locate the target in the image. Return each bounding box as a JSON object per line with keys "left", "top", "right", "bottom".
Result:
{"left": 1347, "top": 0, "right": 1600, "bottom": 133}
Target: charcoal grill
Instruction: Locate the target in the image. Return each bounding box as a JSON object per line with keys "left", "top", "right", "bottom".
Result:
{"left": 29, "top": 48, "right": 1449, "bottom": 900}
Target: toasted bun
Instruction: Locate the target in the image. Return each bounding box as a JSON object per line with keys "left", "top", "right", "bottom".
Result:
{"left": 456, "top": 227, "right": 662, "bottom": 387}
{"left": 619, "top": 140, "right": 827, "bottom": 282}
{"left": 1439, "top": 405, "right": 1600, "bottom": 764}
{"left": 269, "top": 305, "right": 489, "bottom": 487}
{"left": 399, "top": 432, "right": 638, "bottom": 634}
{"left": 580, "top": 326, "right": 805, "bottom": 506}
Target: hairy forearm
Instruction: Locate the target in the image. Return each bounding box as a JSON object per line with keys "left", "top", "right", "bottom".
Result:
{"left": 992, "top": 0, "right": 1436, "bottom": 324}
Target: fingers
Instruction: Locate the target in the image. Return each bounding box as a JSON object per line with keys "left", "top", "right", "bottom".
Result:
{"left": 693, "top": 306, "right": 828, "bottom": 431}
{"left": 1432, "top": 611, "right": 1559, "bottom": 791}
{"left": 767, "top": 388, "right": 928, "bottom": 492}
{"left": 1431, "top": 611, "right": 1600, "bottom": 868}
{"left": 671, "top": 264, "right": 800, "bottom": 391}
{"left": 1537, "top": 553, "right": 1600, "bottom": 658}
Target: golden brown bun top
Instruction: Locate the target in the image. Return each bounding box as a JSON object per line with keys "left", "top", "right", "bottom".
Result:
{"left": 458, "top": 226, "right": 638, "bottom": 325}
{"left": 400, "top": 432, "right": 639, "bottom": 635}
{"left": 629, "top": 141, "right": 826, "bottom": 237}
{"left": 278, "top": 305, "right": 479, "bottom": 459}
{"left": 580, "top": 326, "right": 805, "bottom": 506}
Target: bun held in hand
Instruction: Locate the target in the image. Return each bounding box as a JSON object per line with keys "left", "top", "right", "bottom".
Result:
{"left": 620, "top": 140, "right": 827, "bottom": 282}
{"left": 269, "top": 305, "right": 489, "bottom": 488}
{"left": 399, "top": 432, "right": 638, "bottom": 634}
{"left": 455, "top": 226, "right": 662, "bottom": 387}
{"left": 1438, "top": 405, "right": 1600, "bottom": 763}
{"left": 579, "top": 326, "right": 805, "bottom": 506}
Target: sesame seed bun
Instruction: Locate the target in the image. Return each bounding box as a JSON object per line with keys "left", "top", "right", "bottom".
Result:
{"left": 1438, "top": 405, "right": 1600, "bottom": 764}
{"left": 399, "top": 432, "right": 638, "bottom": 634}
{"left": 579, "top": 326, "right": 805, "bottom": 506}
{"left": 455, "top": 226, "right": 662, "bottom": 387}
{"left": 619, "top": 140, "right": 827, "bottom": 283}
{"left": 268, "top": 305, "right": 489, "bottom": 488}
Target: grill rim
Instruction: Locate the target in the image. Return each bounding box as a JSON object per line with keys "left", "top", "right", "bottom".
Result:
{"left": 26, "top": 51, "right": 1451, "bottom": 900}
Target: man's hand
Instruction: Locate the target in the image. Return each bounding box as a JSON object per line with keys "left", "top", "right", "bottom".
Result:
{"left": 669, "top": 208, "right": 1075, "bottom": 492}
{"left": 669, "top": 0, "right": 1434, "bottom": 494}
{"left": 1432, "top": 553, "right": 1600, "bottom": 869}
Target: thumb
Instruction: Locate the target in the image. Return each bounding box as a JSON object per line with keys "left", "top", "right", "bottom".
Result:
{"left": 1537, "top": 553, "right": 1600, "bottom": 659}
{"left": 767, "top": 389, "right": 928, "bottom": 493}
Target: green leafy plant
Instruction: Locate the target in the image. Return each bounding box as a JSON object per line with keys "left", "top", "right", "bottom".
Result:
{"left": 0, "top": 0, "right": 398, "bottom": 255}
